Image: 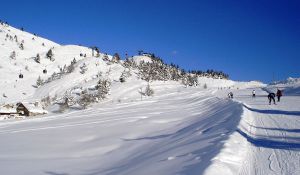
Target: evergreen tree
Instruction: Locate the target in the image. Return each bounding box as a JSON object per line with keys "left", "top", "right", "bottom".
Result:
{"left": 78, "top": 90, "right": 94, "bottom": 109}
{"left": 145, "top": 84, "right": 154, "bottom": 96}
{"left": 46, "top": 49, "right": 54, "bottom": 61}
{"left": 19, "top": 43, "right": 24, "bottom": 50}
{"left": 36, "top": 76, "right": 44, "bottom": 87}
{"left": 35, "top": 54, "right": 40, "bottom": 63}
{"left": 112, "top": 53, "right": 121, "bottom": 63}
{"left": 10, "top": 51, "right": 16, "bottom": 59}
{"left": 80, "top": 63, "right": 87, "bottom": 74}
{"left": 95, "top": 78, "right": 111, "bottom": 99}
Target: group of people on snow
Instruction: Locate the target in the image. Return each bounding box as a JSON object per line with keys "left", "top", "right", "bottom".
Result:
{"left": 268, "top": 89, "right": 282, "bottom": 105}
{"left": 228, "top": 88, "right": 283, "bottom": 105}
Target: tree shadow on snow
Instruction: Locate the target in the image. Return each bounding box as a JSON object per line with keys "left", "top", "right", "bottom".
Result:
{"left": 243, "top": 105, "right": 300, "bottom": 116}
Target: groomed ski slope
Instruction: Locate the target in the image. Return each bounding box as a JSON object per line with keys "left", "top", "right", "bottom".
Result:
{"left": 0, "top": 84, "right": 299, "bottom": 174}
{"left": 0, "top": 85, "right": 244, "bottom": 175}
{"left": 206, "top": 87, "right": 300, "bottom": 175}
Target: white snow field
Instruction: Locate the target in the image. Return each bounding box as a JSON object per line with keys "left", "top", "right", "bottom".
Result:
{"left": 0, "top": 86, "right": 243, "bottom": 175}
{"left": 1, "top": 24, "right": 300, "bottom": 174}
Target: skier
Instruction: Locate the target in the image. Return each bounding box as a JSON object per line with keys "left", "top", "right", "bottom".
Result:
{"left": 276, "top": 88, "right": 282, "bottom": 102}
{"left": 268, "top": 93, "right": 276, "bottom": 105}
{"left": 252, "top": 90, "right": 256, "bottom": 98}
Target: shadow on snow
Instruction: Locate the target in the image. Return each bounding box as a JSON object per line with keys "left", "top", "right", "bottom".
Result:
{"left": 243, "top": 104, "right": 300, "bottom": 116}
{"left": 85, "top": 102, "right": 243, "bottom": 175}
{"left": 237, "top": 129, "right": 300, "bottom": 150}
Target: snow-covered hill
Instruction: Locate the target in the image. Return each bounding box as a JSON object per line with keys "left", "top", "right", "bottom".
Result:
{"left": 2, "top": 22, "right": 299, "bottom": 175}
{"left": 0, "top": 22, "right": 264, "bottom": 109}
{"left": 267, "top": 77, "right": 300, "bottom": 96}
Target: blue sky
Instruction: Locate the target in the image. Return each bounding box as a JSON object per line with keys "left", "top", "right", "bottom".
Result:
{"left": 1, "top": 0, "right": 299, "bottom": 83}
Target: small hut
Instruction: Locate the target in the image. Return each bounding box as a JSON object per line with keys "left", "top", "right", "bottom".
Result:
{"left": 16, "top": 102, "right": 48, "bottom": 116}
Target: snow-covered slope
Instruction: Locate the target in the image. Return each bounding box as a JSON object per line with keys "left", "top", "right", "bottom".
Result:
{"left": 0, "top": 24, "right": 98, "bottom": 103}
{"left": 2, "top": 22, "right": 298, "bottom": 175}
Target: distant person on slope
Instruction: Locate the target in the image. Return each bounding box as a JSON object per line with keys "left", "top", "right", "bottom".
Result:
{"left": 276, "top": 89, "right": 282, "bottom": 102}
{"left": 252, "top": 90, "right": 256, "bottom": 98}
{"left": 268, "top": 93, "right": 276, "bottom": 105}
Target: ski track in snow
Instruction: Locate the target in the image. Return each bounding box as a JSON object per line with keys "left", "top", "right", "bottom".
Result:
{"left": 206, "top": 87, "right": 300, "bottom": 175}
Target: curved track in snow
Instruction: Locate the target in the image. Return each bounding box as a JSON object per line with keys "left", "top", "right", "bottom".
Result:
{"left": 206, "top": 87, "right": 300, "bottom": 175}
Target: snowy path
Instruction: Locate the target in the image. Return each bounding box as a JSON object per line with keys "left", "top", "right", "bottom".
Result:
{"left": 0, "top": 88, "right": 243, "bottom": 175}
{"left": 208, "top": 88, "right": 300, "bottom": 175}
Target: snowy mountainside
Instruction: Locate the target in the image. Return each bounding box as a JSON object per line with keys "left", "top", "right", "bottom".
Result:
{"left": 0, "top": 22, "right": 265, "bottom": 111}
{"left": 0, "top": 23, "right": 102, "bottom": 103}
{"left": 266, "top": 77, "right": 300, "bottom": 95}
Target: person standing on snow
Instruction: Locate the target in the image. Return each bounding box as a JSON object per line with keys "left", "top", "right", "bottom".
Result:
{"left": 252, "top": 90, "right": 256, "bottom": 98}
{"left": 268, "top": 93, "right": 276, "bottom": 105}
{"left": 276, "top": 89, "right": 282, "bottom": 102}
{"left": 228, "top": 92, "right": 233, "bottom": 99}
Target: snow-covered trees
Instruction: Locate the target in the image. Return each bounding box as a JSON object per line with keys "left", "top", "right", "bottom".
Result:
{"left": 41, "top": 60, "right": 77, "bottom": 85}
{"left": 41, "top": 96, "right": 51, "bottom": 108}
{"left": 58, "top": 92, "right": 75, "bottom": 112}
{"left": 36, "top": 76, "right": 44, "bottom": 87}
{"left": 46, "top": 49, "right": 54, "bottom": 61}
{"left": 80, "top": 63, "right": 87, "bottom": 74}
{"left": 19, "top": 43, "right": 24, "bottom": 50}
{"left": 103, "top": 54, "right": 109, "bottom": 61}
{"left": 91, "top": 46, "right": 100, "bottom": 57}
{"left": 137, "top": 58, "right": 175, "bottom": 82}
{"left": 35, "top": 54, "right": 40, "bottom": 63}
{"left": 132, "top": 53, "right": 228, "bottom": 86}
{"left": 119, "top": 69, "right": 131, "bottom": 83}
{"left": 145, "top": 84, "right": 154, "bottom": 96}
{"left": 95, "top": 78, "right": 111, "bottom": 100}
{"left": 14, "top": 35, "right": 18, "bottom": 42}
{"left": 10, "top": 51, "right": 16, "bottom": 59}
{"left": 112, "top": 53, "right": 121, "bottom": 63}
{"left": 78, "top": 90, "right": 93, "bottom": 109}
{"left": 123, "top": 58, "right": 137, "bottom": 69}
{"left": 182, "top": 74, "right": 198, "bottom": 87}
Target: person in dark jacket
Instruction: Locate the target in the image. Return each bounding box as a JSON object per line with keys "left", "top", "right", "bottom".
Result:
{"left": 276, "top": 89, "right": 282, "bottom": 102}
{"left": 268, "top": 93, "right": 276, "bottom": 105}
{"left": 252, "top": 90, "right": 256, "bottom": 98}
{"left": 228, "top": 92, "right": 233, "bottom": 99}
